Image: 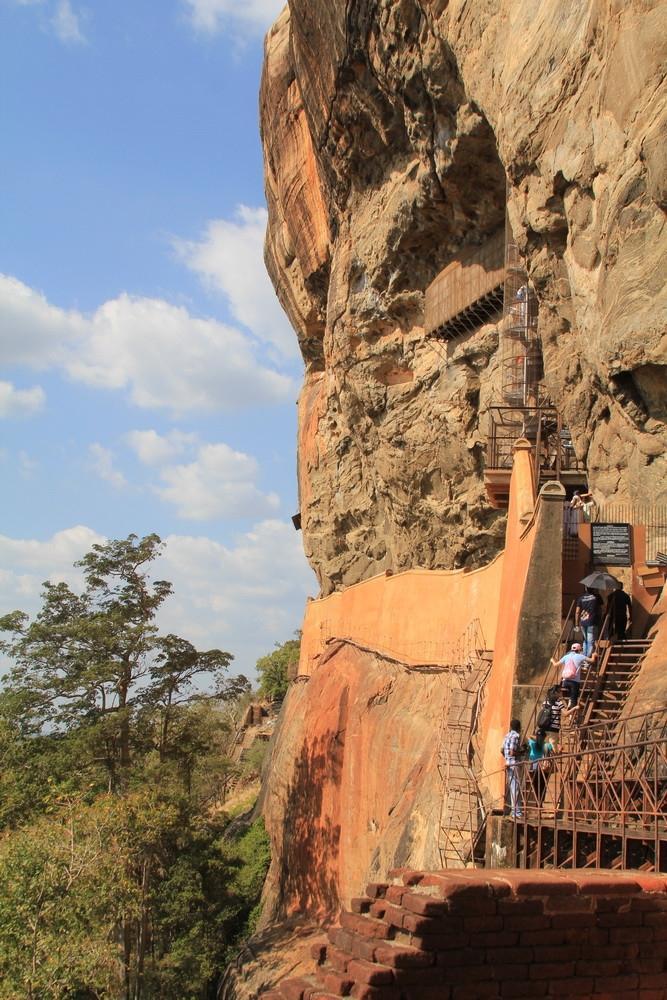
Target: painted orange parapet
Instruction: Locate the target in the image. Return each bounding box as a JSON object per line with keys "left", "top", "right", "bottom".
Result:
{"left": 477, "top": 442, "right": 541, "bottom": 806}
{"left": 298, "top": 556, "right": 504, "bottom": 676}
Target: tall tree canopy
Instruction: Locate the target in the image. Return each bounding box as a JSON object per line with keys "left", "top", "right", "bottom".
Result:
{"left": 0, "top": 533, "right": 247, "bottom": 791}
{"left": 0, "top": 535, "right": 266, "bottom": 999}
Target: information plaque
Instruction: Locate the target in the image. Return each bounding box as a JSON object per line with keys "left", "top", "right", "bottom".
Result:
{"left": 591, "top": 523, "right": 632, "bottom": 566}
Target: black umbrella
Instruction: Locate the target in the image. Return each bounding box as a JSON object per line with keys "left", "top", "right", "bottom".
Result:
{"left": 580, "top": 571, "right": 621, "bottom": 590}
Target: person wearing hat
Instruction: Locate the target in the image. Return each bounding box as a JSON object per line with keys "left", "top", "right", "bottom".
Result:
{"left": 550, "top": 642, "right": 598, "bottom": 709}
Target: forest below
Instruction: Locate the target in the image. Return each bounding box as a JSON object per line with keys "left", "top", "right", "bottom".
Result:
{"left": 0, "top": 533, "right": 294, "bottom": 1000}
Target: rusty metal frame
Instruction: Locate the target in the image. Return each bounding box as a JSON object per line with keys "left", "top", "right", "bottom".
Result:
{"left": 487, "top": 405, "right": 585, "bottom": 482}
{"left": 424, "top": 230, "right": 505, "bottom": 339}
{"left": 512, "top": 708, "right": 667, "bottom": 872}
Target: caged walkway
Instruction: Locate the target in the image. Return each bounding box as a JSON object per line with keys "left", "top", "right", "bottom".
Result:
{"left": 436, "top": 648, "right": 489, "bottom": 869}
{"left": 505, "top": 623, "right": 666, "bottom": 873}
{"left": 512, "top": 708, "right": 667, "bottom": 874}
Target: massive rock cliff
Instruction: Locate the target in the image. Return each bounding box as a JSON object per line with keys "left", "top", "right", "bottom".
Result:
{"left": 218, "top": 7, "right": 667, "bottom": 995}
{"left": 261, "top": 0, "right": 667, "bottom": 597}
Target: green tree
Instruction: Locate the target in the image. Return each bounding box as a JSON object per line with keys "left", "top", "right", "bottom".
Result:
{"left": 255, "top": 634, "right": 301, "bottom": 701}
{"left": 0, "top": 794, "right": 138, "bottom": 999}
{"left": 0, "top": 534, "right": 259, "bottom": 998}
{"left": 0, "top": 789, "right": 271, "bottom": 1000}
{"left": 0, "top": 534, "right": 247, "bottom": 792}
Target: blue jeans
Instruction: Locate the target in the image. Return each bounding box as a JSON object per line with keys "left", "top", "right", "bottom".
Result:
{"left": 562, "top": 678, "right": 580, "bottom": 707}
{"left": 506, "top": 763, "right": 522, "bottom": 818}
{"left": 581, "top": 624, "right": 598, "bottom": 658}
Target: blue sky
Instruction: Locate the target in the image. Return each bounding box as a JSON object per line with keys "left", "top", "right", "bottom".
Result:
{"left": 0, "top": 0, "right": 316, "bottom": 680}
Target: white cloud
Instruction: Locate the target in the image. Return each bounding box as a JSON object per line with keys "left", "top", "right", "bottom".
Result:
{"left": 51, "top": 0, "right": 85, "bottom": 44}
{"left": 125, "top": 429, "right": 197, "bottom": 466}
{"left": 7, "top": 0, "right": 87, "bottom": 44}
{"left": 0, "top": 274, "right": 295, "bottom": 414}
{"left": 0, "top": 523, "right": 316, "bottom": 679}
{"left": 0, "top": 380, "right": 45, "bottom": 418}
{"left": 182, "top": 0, "right": 284, "bottom": 36}
{"left": 175, "top": 206, "right": 297, "bottom": 359}
{"left": 0, "top": 274, "right": 85, "bottom": 368}
{"left": 0, "top": 526, "right": 104, "bottom": 617}
{"left": 158, "top": 521, "right": 315, "bottom": 673}
{"left": 156, "top": 442, "right": 279, "bottom": 520}
{"left": 89, "top": 443, "right": 127, "bottom": 490}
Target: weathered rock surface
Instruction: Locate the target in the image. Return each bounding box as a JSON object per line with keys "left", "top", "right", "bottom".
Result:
{"left": 218, "top": 919, "right": 321, "bottom": 1000}
{"left": 257, "top": 642, "right": 447, "bottom": 924}
{"left": 261, "top": 0, "right": 667, "bottom": 596}
{"left": 242, "top": 5, "right": 667, "bottom": 990}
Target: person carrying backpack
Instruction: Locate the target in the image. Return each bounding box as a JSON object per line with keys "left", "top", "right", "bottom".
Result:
{"left": 536, "top": 684, "right": 565, "bottom": 741}
{"left": 575, "top": 586, "right": 603, "bottom": 657}
{"left": 551, "top": 642, "right": 597, "bottom": 708}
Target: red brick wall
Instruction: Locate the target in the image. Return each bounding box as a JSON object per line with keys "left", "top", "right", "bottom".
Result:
{"left": 262, "top": 868, "right": 667, "bottom": 999}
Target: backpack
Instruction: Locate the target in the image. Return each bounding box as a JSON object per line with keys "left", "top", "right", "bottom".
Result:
{"left": 537, "top": 703, "right": 552, "bottom": 730}
{"left": 562, "top": 657, "right": 578, "bottom": 680}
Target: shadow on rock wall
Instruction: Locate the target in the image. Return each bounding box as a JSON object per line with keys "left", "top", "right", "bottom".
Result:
{"left": 277, "top": 689, "right": 349, "bottom": 918}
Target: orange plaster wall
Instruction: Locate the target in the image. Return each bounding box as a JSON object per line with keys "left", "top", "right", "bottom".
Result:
{"left": 298, "top": 556, "right": 505, "bottom": 676}
{"left": 477, "top": 444, "right": 539, "bottom": 807}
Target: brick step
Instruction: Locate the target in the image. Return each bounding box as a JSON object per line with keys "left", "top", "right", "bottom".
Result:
{"left": 268, "top": 870, "right": 667, "bottom": 999}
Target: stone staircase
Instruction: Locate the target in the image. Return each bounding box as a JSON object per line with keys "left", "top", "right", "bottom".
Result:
{"left": 260, "top": 868, "right": 667, "bottom": 999}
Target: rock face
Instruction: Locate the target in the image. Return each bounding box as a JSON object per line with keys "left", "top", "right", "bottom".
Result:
{"left": 257, "top": 642, "right": 445, "bottom": 924}
{"left": 261, "top": 0, "right": 667, "bottom": 596}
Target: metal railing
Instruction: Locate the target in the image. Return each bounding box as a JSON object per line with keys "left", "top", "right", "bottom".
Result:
{"left": 512, "top": 708, "right": 667, "bottom": 871}
{"left": 572, "top": 705, "right": 667, "bottom": 755}
{"left": 573, "top": 621, "right": 613, "bottom": 720}
{"left": 487, "top": 406, "right": 586, "bottom": 483}
{"left": 318, "top": 617, "right": 487, "bottom": 669}
{"left": 523, "top": 600, "right": 576, "bottom": 738}
{"left": 485, "top": 709, "right": 667, "bottom": 871}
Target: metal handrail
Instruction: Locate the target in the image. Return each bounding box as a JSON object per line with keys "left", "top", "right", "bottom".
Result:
{"left": 575, "top": 612, "right": 626, "bottom": 730}
{"left": 514, "top": 729, "right": 667, "bottom": 834}
{"left": 485, "top": 709, "right": 667, "bottom": 819}
{"left": 576, "top": 704, "right": 667, "bottom": 737}
{"left": 524, "top": 600, "right": 576, "bottom": 737}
